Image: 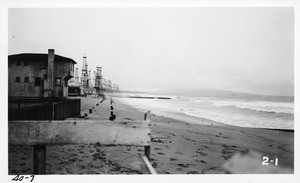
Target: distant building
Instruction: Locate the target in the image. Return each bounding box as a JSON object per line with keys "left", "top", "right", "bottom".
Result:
{"left": 8, "top": 49, "right": 76, "bottom": 99}
{"left": 68, "top": 86, "right": 83, "bottom": 96}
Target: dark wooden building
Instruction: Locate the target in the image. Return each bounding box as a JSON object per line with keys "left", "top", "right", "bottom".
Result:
{"left": 8, "top": 49, "right": 76, "bottom": 99}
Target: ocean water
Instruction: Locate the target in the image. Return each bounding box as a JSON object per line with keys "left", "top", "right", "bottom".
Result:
{"left": 117, "top": 92, "right": 294, "bottom": 130}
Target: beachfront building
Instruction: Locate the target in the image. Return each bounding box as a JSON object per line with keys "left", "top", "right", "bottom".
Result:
{"left": 8, "top": 49, "right": 76, "bottom": 99}
{"left": 93, "top": 66, "right": 120, "bottom": 93}
{"left": 101, "top": 79, "right": 112, "bottom": 92}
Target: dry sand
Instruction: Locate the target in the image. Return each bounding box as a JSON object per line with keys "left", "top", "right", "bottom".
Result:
{"left": 8, "top": 95, "right": 294, "bottom": 174}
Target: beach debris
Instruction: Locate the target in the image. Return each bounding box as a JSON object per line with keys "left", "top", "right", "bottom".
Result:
{"left": 151, "top": 137, "right": 165, "bottom": 143}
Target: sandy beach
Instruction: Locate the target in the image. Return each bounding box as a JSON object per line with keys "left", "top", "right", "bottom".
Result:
{"left": 8, "top": 95, "right": 294, "bottom": 174}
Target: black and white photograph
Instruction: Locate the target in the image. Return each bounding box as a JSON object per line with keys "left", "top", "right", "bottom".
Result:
{"left": 1, "top": 0, "right": 299, "bottom": 182}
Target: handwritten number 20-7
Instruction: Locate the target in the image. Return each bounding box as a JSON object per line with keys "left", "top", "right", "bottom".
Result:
{"left": 12, "top": 175, "right": 34, "bottom": 182}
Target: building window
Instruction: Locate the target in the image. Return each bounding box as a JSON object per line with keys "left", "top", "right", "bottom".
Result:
{"left": 16, "top": 61, "right": 20, "bottom": 66}
{"left": 15, "top": 77, "right": 20, "bottom": 83}
{"left": 24, "top": 77, "right": 29, "bottom": 83}
{"left": 44, "top": 74, "right": 48, "bottom": 80}
{"left": 35, "top": 77, "right": 41, "bottom": 86}
{"left": 55, "top": 78, "right": 61, "bottom": 86}
{"left": 40, "top": 61, "right": 47, "bottom": 70}
{"left": 24, "top": 61, "right": 28, "bottom": 66}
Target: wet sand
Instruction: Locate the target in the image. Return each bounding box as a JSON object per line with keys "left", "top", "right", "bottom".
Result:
{"left": 8, "top": 95, "right": 294, "bottom": 174}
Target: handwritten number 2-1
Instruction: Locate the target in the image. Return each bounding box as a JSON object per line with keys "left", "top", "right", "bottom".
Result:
{"left": 12, "top": 175, "right": 35, "bottom": 182}
{"left": 262, "top": 156, "right": 269, "bottom": 165}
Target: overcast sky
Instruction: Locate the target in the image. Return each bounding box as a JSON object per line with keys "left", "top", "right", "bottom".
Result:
{"left": 8, "top": 8, "right": 294, "bottom": 96}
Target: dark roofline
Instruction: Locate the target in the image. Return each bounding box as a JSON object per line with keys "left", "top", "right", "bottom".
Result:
{"left": 8, "top": 53, "right": 77, "bottom": 64}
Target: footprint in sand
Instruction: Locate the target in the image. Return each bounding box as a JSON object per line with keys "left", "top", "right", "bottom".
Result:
{"left": 196, "top": 149, "right": 208, "bottom": 156}
{"left": 157, "top": 152, "right": 165, "bottom": 155}
{"left": 221, "top": 145, "right": 240, "bottom": 160}
{"left": 199, "top": 160, "right": 207, "bottom": 164}
{"left": 177, "top": 163, "right": 189, "bottom": 168}
{"left": 151, "top": 162, "right": 158, "bottom": 168}
{"left": 154, "top": 147, "right": 162, "bottom": 150}
{"left": 169, "top": 158, "right": 177, "bottom": 161}
{"left": 175, "top": 167, "right": 182, "bottom": 171}
{"left": 89, "top": 149, "right": 95, "bottom": 153}
{"left": 187, "top": 171, "right": 199, "bottom": 174}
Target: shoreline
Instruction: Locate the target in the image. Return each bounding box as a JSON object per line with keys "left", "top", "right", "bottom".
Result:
{"left": 113, "top": 96, "right": 294, "bottom": 131}
{"left": 9, "top": 96, "right": 294, "bottom": 174}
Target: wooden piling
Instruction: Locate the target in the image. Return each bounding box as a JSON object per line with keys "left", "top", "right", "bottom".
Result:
{"left": 144, "top": 111, "right": 151, "bottom": 159}
{"left": 33, "top": 145, "right": 46, "bottom": 174}
{"left": 145, "top": 146, "right": 151, "bottom": 160}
